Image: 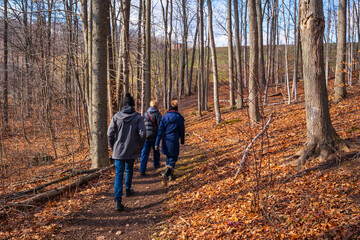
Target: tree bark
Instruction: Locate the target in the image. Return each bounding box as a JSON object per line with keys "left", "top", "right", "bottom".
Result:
{"left": 3, "top": 0, "right": 9, "bottom": 128}
{"left": 334, "top": 0, "right": 347, "bottom": 102}
{"left": 234, "top": 0, "right": 244, "bottom": 109}
{"left": 256, "top": 0, "right": 265, "bottom": 87}
{"left": 145, "top": 0, "right": 151, "bottom": 109}
{"left": 207, "top": 0, "right": 221, "bottom": 124}
{"left": 90, "top": 0, "right": 109, "bottom": 168}
{"left": 248, "top": 0, "right": 261, "bottom": 123}
{"left": 298, "top": 0, "right": 348, "bottom": 167}
{"left": 227, "top": 0, "right": 235, "bottom": 108}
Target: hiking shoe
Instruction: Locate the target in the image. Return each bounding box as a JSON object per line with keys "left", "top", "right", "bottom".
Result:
{"left": 125, "top": 188, "right": 134, "bottom": 197}
{"left": 154, "top": 165, "right": 161, "bottom": 169}
{"left": 161, "top": 174, "right": 168, "bottom": 186}
{"left": 140, "top": 172, "right": 146, "bottom": 177}
{"left": 169, "top": 174, "right": 176, "bottom": 181}
{"left": 115, "top": 200, "right": 124, "bottom": 211}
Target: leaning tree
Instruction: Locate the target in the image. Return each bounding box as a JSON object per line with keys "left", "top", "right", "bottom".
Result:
{"left": 297, "top": 0, "right": 350, "bottom": 167}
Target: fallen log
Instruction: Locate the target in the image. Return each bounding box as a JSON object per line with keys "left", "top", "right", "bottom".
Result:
{"left": 15, "top": 165, "right": 114, "bottom": 206}
{"left": 234, "top": 115, "right": 273, "bottom": 179}
{"left": 1, "top": 167, "right": 106, "bottom": 201}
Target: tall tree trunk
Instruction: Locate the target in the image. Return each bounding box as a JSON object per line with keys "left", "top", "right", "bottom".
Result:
{"left": 234, "top": 0, "right": 244, "bottom": 109}
{"left": 107, "top": 3, "right": 116, "bottom": 117}
{"left": 325, "top": 0, "right": 331, "bottom": 88}
{"left": 121, "top": 0, "right": 131, "bottom": 94}
{"left": 282, "top": 0, "right": 291, "bottom": 104}
{"left": 243, "top": 1, "right": 248, "bottom": 88}
{"left": 256, "top": 0, "right": 265, "bottom": 87}
{"left": 90, "top": 0, "right": 109, "bottom": 168}
{"left": 298, "top": 0, "right": 348, "bottom": 167}
{"left": 228, "top": 0, "right": 235, "bottom": 108}
{"left": 188, "top": 22, "right": 198, "bottom": 97}
{"left": 207, "top": 0, "right": 221, "bottom": 124}
{"left": 3, "top": 0, "right": 9, "bottom": 128}
{"left": 292, "top": 0, "right": 300, "bottom": 101}
{"left": 198, "top": 0, "right": 204, "bottom": 116}
{"left": 334, "top": 0, "right": 347, "bottom": 102}
{"left": 179, "top": 0, "right": 188, "bottom": 99}
{"left": 248, "top": 0, "right": 261, "bottom": 123}
{"left": 160, "top": 0, "right": 169, "bottom": 108}
{"left": 136, "top": 0, "right": 143, "bottom": 109}
{"left": 145, "top": 0, "right": 151, "bottom": 109}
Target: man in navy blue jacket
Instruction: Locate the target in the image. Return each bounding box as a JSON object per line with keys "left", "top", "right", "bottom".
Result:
{"left": 155, "top": 100, "right": 185, "bottom": 181}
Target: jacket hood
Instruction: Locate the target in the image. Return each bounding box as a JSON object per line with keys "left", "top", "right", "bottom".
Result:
{"left": 117, "top": 106, "right": 139, "bottom": 122}
{"left": 166, "top": 111, "right": 183, "bottom": 123}
{"left": 147, "top": 107, "right": 159, "bottom": 114}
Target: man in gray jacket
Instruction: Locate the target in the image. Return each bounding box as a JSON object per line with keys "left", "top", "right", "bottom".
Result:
{"left": 107, "top": 93, "right": 146, "bottom": 211}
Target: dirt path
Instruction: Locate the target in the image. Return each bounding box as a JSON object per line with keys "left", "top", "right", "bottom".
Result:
{"left": 54, "top": 159, "right": 170, "bottom": 240}
{"left": 54, "top": 144, "right": 195, "bottom": 240}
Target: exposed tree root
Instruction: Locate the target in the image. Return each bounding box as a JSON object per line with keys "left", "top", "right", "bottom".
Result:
{"left": 296, "top": 139, "right": 353, "bottom": 170}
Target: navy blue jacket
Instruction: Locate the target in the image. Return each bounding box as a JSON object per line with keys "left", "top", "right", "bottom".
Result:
{"left": 107, "top": 106, "right": 146, "bottom": 160}
{"left": 155, "top": 110, "right": 185, "bottom": 156}
{"left": 143, "top": 107, "right": 162, "bottom": 141}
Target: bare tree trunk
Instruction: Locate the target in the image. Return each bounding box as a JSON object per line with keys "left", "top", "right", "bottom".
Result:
{"left": 107, "top": 3, "right": 116, "bottom": 117}
{"left": 292, "top": 0, "right": 299, "bottom": 102}
{"left": 188, "top": 21, "right": 198, "bottom": 97}
{"left": 282, "top": 1, "right": 291, "bottom": 104}
{"left": 207, "top": 0, "right": 221, "bottom": 124}
{"left": 3, "top": 0, "right": 9, "bottom": 128}
{"left": 160, "top": 0, "right": 169, "bottom": 109}
{"left": 136, "top": 0, "right": 143, "bottom": 109}
{"left": 256, "top": 0, "right": 265, "bottom": 87}
{"left": 145, "top": 0, "right": 151, "bottom": 109}
{"left": 298, "top": 0, "right": 348, "bottom": 167}
{"left": 168, "top": 0, "right": 173, "bottom": 108}
{"left": 198, "top": 0, "right": 204, "bottom": 116}
{"left": 179, "top": 0, "right": 188, "bottom": 99}
{"left": 90, "top": 0, "right": 109, "bottom": 168}
{"left": 228, "top": 0, "right": 235, "bottom": 108}
{"left": 234, "top": 0, "right": 244, "bottom": 109}
{"left": 248, "top": 0, "right": 261, "bottom": 123}
{"left": 334, "top": 0, "right": 347, "bottom": 102}
{"left": 325, "top": 0, "right": 331, "bottom": 88}
{"left": 121, "top": 0, "right": 131, "bottom": 94}
{"left": 243, "top": 1, "right": 248, "bottom": 89}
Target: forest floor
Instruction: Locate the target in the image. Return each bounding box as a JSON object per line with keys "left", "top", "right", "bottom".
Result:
{"left": 53, "top": 152, "right": 190, "bottom": 240}
{"left": 1, "top": 79, "right": 360, "bottom": 239}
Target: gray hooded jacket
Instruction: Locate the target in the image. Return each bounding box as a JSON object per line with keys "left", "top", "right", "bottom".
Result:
{"left": 107, "top": 106, "right": 146, "bottom": 160}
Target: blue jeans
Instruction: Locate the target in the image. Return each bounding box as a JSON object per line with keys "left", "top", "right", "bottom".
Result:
{"left": 166, "top": 155, "right": 178, "bottom": 168}
{"left": 114, "top": 159, "right": 134, "bottom": 202}
{"left": 140, "top": 140, "right": 160, "bottom": 173}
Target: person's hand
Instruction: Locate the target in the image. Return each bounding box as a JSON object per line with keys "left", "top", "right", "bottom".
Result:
{"left": 155, "top": 146, "right": 159, "bottom": 151}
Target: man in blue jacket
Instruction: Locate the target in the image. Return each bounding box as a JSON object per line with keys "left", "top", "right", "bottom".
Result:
{"left": 107, "top": 93, "right": 146, "bottom": 211}
{"left": 140, "top": 100, "right": 162, "bottom": 176}
{"left": 155, "top": 100, "right": 185, "bottom": 181}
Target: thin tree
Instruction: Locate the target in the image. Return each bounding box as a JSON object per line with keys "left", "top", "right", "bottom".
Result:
{"left": 234, "top": 0, "right": 244, "bottom": 109}
{"left": 334, "top": 0, "right": 347, "bottom": 102}
{"left": 298, "top": 0, "right": 350, "bottom": 167}
{"left": 325, "top": 0, "right": 331, "bottom": 87}
{"left": 145, "top": 0, "right": 151, "bottom": 109}
{"left": 207, "top": 0, "right": 221, "bottom": 124}
{"left": 227, "top": 0, "right": 235, "bottom": 108}
{"left": 248, "top": 0, "right": 261, "bottom": 123}
{"left": 256, "top": 0, "right": 265, "bottom": 87}
{"left": 3, "top": 0, "right": 9, "bottom": 128}
{"left": 90, "top": 0, "right": 109, "bottom": 168}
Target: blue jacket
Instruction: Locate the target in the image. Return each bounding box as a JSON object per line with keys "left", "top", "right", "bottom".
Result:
{"left": 107, "top": 106, "right": 146, "bottom": 160}
{"left": 155, "top": 110, "right": 185, "bottom": 156}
